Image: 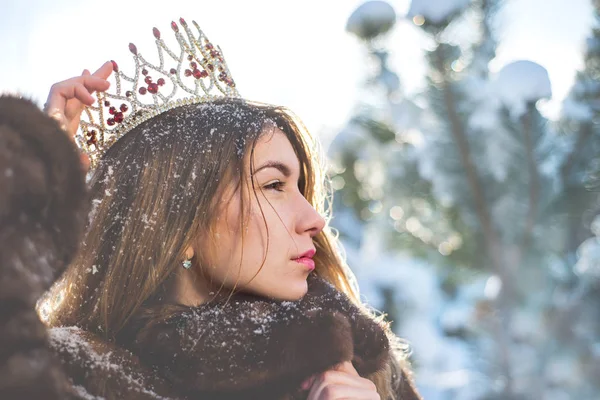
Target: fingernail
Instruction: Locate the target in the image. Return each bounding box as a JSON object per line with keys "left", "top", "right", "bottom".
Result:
{"left": 300, "top": 377, "right": 312, "bottom": 390}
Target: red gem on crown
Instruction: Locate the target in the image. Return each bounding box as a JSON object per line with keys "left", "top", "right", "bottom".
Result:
{"left": 148, "top": 83, "right": 159, "bottom": 94}
{"left": 86, "top": 130, "right": 97, "bottom": 146}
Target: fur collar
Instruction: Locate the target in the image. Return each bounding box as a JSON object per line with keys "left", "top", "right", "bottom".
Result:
{"left": 130, "top": 273, "right": 391, "bottom": 399}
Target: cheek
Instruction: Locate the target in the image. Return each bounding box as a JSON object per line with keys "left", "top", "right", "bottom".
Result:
{"left": 210, "top": 190, "right": 293, "bottom": 281}
{"left": 213, "top": 196, "right": 269, "bottom": 269}
{"left": 249, "top": 196, "right": 293, "bottom": 245}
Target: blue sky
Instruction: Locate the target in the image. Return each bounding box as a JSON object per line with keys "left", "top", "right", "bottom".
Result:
{"left": 0, "top": 0, "right": 594, "bottom": 142}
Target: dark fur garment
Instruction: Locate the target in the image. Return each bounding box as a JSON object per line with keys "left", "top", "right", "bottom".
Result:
{"left": 0, "top": 95, "right": 88, "bottom": 399}
{"left": 129, "top": 274, "right": 392, "bottom": 400}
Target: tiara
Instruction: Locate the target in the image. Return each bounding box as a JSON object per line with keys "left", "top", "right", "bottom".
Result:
{"left": 77, "top": 18, "right": 241, "bottom": 169}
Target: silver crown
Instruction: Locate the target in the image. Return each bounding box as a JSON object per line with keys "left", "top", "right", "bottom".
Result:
{"left": 77, "top": 18, "right": 241, "bottom": 169}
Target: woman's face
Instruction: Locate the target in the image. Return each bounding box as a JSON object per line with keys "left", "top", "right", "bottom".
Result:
{"left": 200, "top": 125, "right": 326, "bottom": 301}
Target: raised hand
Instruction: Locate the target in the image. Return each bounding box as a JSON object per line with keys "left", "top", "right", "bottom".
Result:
{"left": 44, "top": 61, "right": 113, "bottom": 167}
{"left": 304, "top": 361, "right": 381, "bottom": 400}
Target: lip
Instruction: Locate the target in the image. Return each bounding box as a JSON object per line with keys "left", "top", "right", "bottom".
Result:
{"left": 293, "top": 257, "right": 315, "bottom": 271}
{"left": 292, "top": 248, "right": 316, "bottom": 271}
{"left": 293, "top": 249, "right": 316, "bottom": 260}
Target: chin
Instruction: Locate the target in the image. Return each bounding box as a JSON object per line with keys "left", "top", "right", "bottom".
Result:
{"left": 284, "top": 278, "right": 310, "bottom": 301}
{"left": 242, "top": 275, "right": 309, "bottom": 301}
{"left": 267, "top": 277, "right": 309, "bottom": 301}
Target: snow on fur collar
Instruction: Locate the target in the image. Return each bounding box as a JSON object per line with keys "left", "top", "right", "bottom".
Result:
{"left": 130, "top": 273, "right": 391, "bottom": 399}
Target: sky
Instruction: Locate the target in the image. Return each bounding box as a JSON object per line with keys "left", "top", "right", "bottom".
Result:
{"left": 0, "top": 0, "right": 595, "bottom": 144}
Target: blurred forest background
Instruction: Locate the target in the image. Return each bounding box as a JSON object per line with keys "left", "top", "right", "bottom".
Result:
{"left": 330, "top": 1, "right": 600, "bottom": 399}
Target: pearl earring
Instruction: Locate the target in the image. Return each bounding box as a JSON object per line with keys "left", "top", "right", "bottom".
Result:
{"left": 182, "top": 259, "right": 192, "bottom": 269}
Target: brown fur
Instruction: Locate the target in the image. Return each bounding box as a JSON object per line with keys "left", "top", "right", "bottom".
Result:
{"left": 46, "top": 275, "right": 422, "bottom": 399}
{"left": 0, "top": 95, "right": 88, "bottom": 399}
{"left": 120, "top": 274, "right": 395, "bottom": 399}
{"left": 47, "top": 282, "right": 422, "bottom": 400}
{"left": 49, "top": 327, "right": 174, "bottom": 399}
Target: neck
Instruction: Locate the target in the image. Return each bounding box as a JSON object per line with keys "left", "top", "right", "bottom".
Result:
{"left": 170, "top": 268, "right": 216, "bottom": 306}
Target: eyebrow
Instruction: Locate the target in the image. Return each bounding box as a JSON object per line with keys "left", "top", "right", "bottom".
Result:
{"left": 252, "top": 160, "right": 293, "bottom": 178}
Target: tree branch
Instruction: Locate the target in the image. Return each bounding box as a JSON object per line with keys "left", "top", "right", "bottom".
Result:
{"left": 432, "top": 44, "right": 515, "bottom": 395}
{"left": 517, "top": 106, "right": 540, "bottom": 259}
{"left": 560, "top": 122, "right": 593, "bottom": 183}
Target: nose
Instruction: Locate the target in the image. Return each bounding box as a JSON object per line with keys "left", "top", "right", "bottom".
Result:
{"left": 296, "top": 195, "right": 326, "bottom": 238}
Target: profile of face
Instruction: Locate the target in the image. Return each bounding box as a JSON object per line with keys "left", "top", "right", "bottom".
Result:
{"left": 195, "top": 125, "right": 326, "bottom": 301}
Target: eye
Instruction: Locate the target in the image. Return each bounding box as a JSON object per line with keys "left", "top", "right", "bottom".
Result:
{"left": 264, "top": 180, "right": 286, "bottom": 192}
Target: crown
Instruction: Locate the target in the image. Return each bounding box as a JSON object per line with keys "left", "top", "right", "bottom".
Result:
{"left": 77, "top": 18, "right": 241, "bottom": 169}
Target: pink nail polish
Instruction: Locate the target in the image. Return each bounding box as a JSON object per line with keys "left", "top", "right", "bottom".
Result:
{"left": 301, "top": 378, "right": 312, "bottom": 390}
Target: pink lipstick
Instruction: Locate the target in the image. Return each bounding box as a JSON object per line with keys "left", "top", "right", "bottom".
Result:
{"left": 292, "top": 249, "right": 316, "bottom": 271}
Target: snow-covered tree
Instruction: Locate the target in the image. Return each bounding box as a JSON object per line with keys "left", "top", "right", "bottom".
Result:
{"left": 329, "top": 0, "right": 600, "bottom": 399}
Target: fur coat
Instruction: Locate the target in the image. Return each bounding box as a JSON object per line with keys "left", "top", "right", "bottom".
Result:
{"left": 131, "top": 273, "right": 421, "bottom": 400}
{"left": 48, "top": 273, "right": 422, "bottom": 400}
{"left": 0, "top": 95, "right": 88, "bottom": 399}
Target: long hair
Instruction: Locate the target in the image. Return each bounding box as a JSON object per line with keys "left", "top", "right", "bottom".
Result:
{"left": 43, "top": 97, "right": 407, "bottom": 398}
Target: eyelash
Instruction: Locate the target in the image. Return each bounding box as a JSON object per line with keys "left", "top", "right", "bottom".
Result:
{"left": 264, "top": 180, "right": 286, "bottom": 192}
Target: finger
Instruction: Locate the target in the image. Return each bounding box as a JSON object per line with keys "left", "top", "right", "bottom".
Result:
{"left": 334, "top": 361, "right": 359, "bottom": 376}
{"left": 46, "top": 80, "right": 95, "bottom": 115}
{"left": 92, "top": 60, "right": 114, "bottom": 80}
{"left": 46, "top": 75, "right": 109, "bottom": 121}
{"left": 48, "top": 82, "right": 93, "bottom": 110}
{"left": 62, "top": 77, "right": 109, "bottom": 107}
{"left": 311, "top": 370, "right": 374, "bottom": 392}
{"left": 79, "top": 153, "right": 90, "bottom": 172}
{"left": 81, "top": 75, "right": 110, "bottom": 95}
{"left": 307, "top": 383, "right": 379, "bottom": 400}
{"left": 67, "top": 71, "right": 90, "bottom": 123}
{"left": 301, "top": 375, "right": 317, "bottom": 391}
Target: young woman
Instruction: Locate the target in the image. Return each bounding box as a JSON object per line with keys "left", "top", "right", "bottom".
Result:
{"left": 42, "top": 20, "right": 422, "bottom": 400}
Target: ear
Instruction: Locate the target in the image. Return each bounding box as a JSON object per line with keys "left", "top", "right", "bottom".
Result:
{"left": 185, "top": 246, "right": 194, "bottom": 260}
